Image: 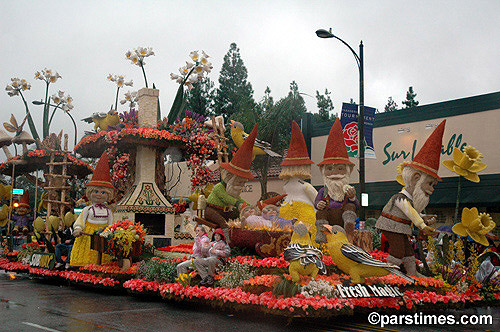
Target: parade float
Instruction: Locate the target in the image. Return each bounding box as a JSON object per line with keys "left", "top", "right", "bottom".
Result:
{"left": 1, "top": 47, "right": 499, "bottom": 321}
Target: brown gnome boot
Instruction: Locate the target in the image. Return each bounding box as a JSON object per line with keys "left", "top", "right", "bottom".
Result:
{"left": 402, "top": 256, "right": 425, "bottom": 278}
{"left": 314, "top": 219, "right": 329, "bottom": 243}
{"left": 342, "top": 210, "right": 357, "bottom": 243}
{"left": 386, "top": 255, "right": 403, "bottom": 268}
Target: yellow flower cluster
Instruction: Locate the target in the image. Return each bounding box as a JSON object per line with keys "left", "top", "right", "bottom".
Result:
{"left": 175, "top": 271, "right": 197, "bottom": 287}
{"left": 113, "top": 229, "right": 136, "bottom": 257}
{"left": 443, "top": 146, "right": 487, "bottom": 183}
{"left": 452, "top": 207, "right": 496, "bottom": 246}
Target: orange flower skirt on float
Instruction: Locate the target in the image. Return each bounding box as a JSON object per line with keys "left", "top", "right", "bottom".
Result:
{"left": 70, "top": 222, "right": 112, "bottom": 267}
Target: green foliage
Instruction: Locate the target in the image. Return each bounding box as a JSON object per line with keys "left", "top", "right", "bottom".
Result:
{"left": 245, "top": 82, "right": 308, "bottom": 197}
{"left": 364, "top": 218, "right": 381, "bottom": 250}
{"left": 217, "top": 261, "right": 256, "bottom": 289}
{"left": 136, "top": 243, "right": 155, "bottom": 262}
{"left": 272, "top": 277, "right": 301, "bottom": 298}
{"left": 314, "top": 89, "right": 336, "bottom": 122}
{"left": 214, "top": 43, "right": 255, "bottom": 120}
{"left": 184, "top": 77, "right": 216, "bottom": 118}
{"left": 167, "top": 83, "right": 186, "bottom": 125}
{"left": 136, "top": 259, "right": 178, "bottom": 283}
{"left": 402, "top": 86, "right": 419, "bottom": 109}
{"left": 384, "top": 96, "right": 398, "bottom": 112}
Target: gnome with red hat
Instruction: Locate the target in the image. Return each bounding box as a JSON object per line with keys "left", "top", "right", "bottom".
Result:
{"left": 375, "top": 120, "right": 446, "bottom": 277}
{"left": 279, "top": 121, "right": 318, "bottom": 240}
{"left": 70, "top": 152, "right": 116, "bottom": 267}
{"left": 314, "top": 119, "right": 359, "bottom": 244}
{"left": 205, "top": 123, "right": 258, "bottom": 235}
{"left": 12, "top": 191, "right": 33, "bottom": 235}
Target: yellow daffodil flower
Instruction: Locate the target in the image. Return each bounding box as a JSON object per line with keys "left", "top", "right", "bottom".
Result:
{"left": 395, "top": 161, "right": 410, "bottom": 187}
{"left": 452, "top": 207, "right": 496, "bottom": 246}
{"left": 443, "top": 146, "right": 487, "bottom": 183}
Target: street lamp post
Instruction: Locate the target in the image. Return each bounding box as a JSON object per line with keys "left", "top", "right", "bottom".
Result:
{"left": 316, "top": 28, "right": 366, "bottom": 221}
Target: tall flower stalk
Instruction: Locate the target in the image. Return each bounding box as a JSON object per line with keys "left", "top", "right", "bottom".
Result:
{"left": 107, "top": 74, "right": 133, "bottom": 111}
{"left": 125, "top": 47, "right": 155, "bottom": 88}
{"left": 167, "top": 50, "right": 213, "bottom": 125}
{"left": 443, "top": 146, "right": 487, "bottom": 223}
{"left": 48, "top": 91, "right": 77, "bottom": 146}
{"left": 5, "top": 78, "right": 39, "bottom": 143}
{"left": 34, "top": 68, "right": 62, "bottom": 138}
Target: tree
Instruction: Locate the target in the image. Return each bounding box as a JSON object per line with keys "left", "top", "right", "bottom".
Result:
{"left": 249, "top": 82, "right": 308, "bottom": 198}
{"left": 402, "top": 86, "right": 419, "bottom": 109}
{"left": 314, "top": 88, "right": 336, "bottom": 122}
{"left": 184, "top": 77, "right": 216, "bottom": 117}
{"left": 384, "top": 96, "right": 398, "bottom": 112}
{"left": 214, "top": 43, "right": 255, "bottom": 120}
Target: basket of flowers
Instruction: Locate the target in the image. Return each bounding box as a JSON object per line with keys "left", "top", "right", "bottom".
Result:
{"left": 99, "top": 220, "right": 146, "bottom": 259}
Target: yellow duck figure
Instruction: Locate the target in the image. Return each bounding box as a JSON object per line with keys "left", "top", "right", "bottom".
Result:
{"left": 229, "top": 120, "right": 281, "bottom": 160}
{"left": 82, "top": 108, "right": 120, "bottom": 132}
{"left": 284, "top": 221, "right": 327, "bottom": 283}
{"left": 320, "top": 224, "right": 414, "bottom": 284}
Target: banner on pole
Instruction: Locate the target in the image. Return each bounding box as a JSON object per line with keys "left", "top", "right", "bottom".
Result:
{"left": 340, "top": 102, "right": 376, "bottom": 159}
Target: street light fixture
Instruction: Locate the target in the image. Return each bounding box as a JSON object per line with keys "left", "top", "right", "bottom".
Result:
{"left": 316, "top": 28, "right": 366, "bottom": 221}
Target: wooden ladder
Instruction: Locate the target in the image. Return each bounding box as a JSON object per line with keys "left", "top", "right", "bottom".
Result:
{"left": 211, "top": 116, "right": 229, "bottom": 165}
{"left": 44, "top": 134, "right": 72, "bottom": 231}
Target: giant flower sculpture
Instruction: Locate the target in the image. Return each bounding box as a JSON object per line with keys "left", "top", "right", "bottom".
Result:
{"left": 442, "top": 146, "right": 487, "bottom": 183}
{"left": 125, "top": 46, "right": 155, "bottom": 87}
{"left": 452, "top": 207, "right": 496, "bottom": 246}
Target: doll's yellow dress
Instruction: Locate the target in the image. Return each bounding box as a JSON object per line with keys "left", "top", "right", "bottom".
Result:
{"left": 70, "top": 204, "right": 113, "bottom": 267}
{"left": 279, "top": 178, "right": 318, "bottom": 245}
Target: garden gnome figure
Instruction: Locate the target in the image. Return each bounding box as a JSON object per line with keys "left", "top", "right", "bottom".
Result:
{"left": 205, "top": 123, "right": 258, "bottom": 240}
{"left": 71, "top": 151, "right": 115, "bottom": 267}
{"left": 279, "top": 121, "right": 318, "bottom": 241}
{"left": 12, "top": 191, "right": 33, "bottom": 235}
{"left": 375, "top": 120, "right": 446, "bottom": 277}
{"left": 314, "top": 119, "right": 359, "bottom": 244}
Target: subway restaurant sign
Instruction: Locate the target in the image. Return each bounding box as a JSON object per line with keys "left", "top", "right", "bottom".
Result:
{"left": 382, "top": 132, "right": 468, "bottom": 166}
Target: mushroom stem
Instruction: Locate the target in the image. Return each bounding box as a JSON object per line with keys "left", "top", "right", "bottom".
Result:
{"left": 2, "top": 146, "right": 12, "bottom": 159}
{"left": 23, "top": 142, "right": 28, "bottom": 155}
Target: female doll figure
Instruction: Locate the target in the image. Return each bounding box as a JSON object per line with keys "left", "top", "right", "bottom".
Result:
{"left": 70, "top": 152, "right": 115, "bottom": 267}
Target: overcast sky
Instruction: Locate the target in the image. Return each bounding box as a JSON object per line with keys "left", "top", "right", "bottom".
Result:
{"left": 1, "top": 0, "right": 500, "bottom": 161}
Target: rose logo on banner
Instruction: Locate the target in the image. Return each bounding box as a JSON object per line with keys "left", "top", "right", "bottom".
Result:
{"left": 343, "top": 122, "right": 359, "bottom": 155}
{"left": 340, "top": 102, "right": 377, "bottom": 159}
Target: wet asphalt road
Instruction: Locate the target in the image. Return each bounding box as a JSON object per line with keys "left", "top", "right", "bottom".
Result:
{"left": 1, "top": 270, "right": 499, "bottom": 332}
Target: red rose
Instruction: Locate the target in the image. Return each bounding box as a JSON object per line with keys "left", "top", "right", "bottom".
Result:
{"left": 343, "top": 122, "right": 358, "bottom": 151}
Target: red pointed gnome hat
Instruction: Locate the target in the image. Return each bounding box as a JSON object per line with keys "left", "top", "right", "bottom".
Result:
{"left": 281, "top": 121, "right": 314, "bottom": 166}
{"left": 18, "top": 191, "right": 30, "bottom": 208}
{"left": 87, "top": 151, "right": 116, "bottom": 189}
{"left": 257, "top": 194, "right": 287, "bottom": 210}
{"left": 407, "top": 119, "right": 446, "bottom": 180}
{"left": 318, "top": 118, "right": 354, "bottom": 166}
{"left": 220, "top": 123, "right": 257, "bottom": 179}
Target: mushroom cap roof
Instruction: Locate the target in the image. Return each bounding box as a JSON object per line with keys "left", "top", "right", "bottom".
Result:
{"left": 12, "top": 131, "right": 35, "bottom": 144}
{"left": 0, "top": 129, "right": 13, "bottom": 148}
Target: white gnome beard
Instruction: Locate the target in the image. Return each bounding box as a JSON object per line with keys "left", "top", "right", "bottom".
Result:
{"left": 323, "top": 173, "right": 350, "bottom": 202}
{"left": 412, "top": 176, "right": 430, "bottom": 213}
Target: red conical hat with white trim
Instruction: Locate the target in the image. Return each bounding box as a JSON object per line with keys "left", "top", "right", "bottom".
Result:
{"left": 87, "top": 151, "right": 116, "bottom": 189}
{"left": 220, "top": 123, "right": 258, "bottom": 179}
{"left": 407, "top": 119, "right": 446, "bottom": 180}
{"left": 257, "top": 194, "right": 287, "bottom": 210}
{"left": 18, "top": 191, "right": 30, "bottom": 208}
{"left": 318, "top": 118, "right": 354, "bottom": 166}
{"left": 281, "top": 121, "right": 314, "bottom": 166}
